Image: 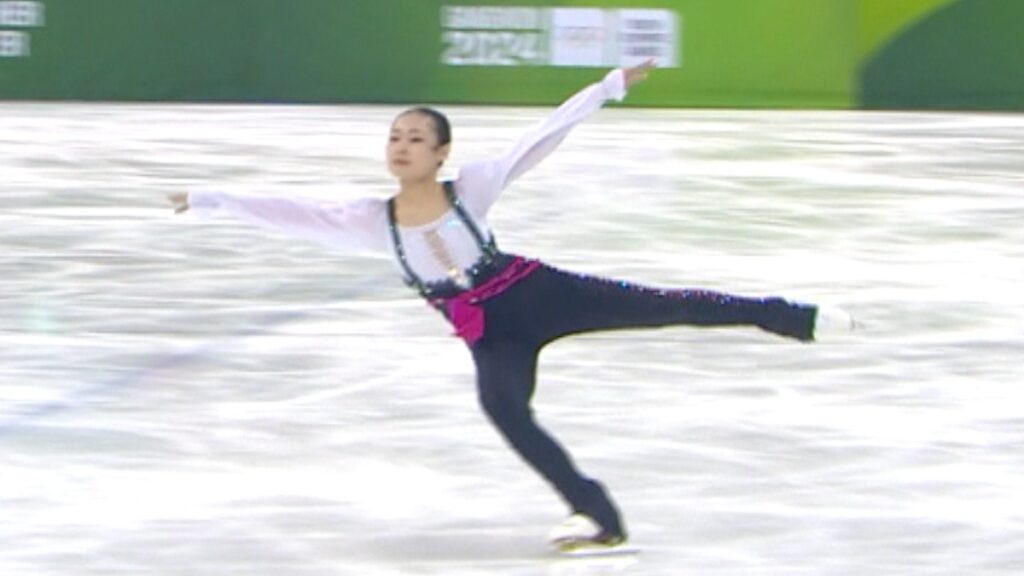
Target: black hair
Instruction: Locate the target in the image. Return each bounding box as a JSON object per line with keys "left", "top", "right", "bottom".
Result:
{"left": 401, "top": 107, "right": 451, "bottom": 148}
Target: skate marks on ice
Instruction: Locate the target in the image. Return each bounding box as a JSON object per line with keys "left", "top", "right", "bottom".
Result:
{"left": 1, "top": 104, "right": 1023, "bottom": 575}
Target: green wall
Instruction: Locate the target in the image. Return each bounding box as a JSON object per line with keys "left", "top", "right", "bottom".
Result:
{"left": 1, "top": 0, "right": 1022, "bottom": 110}
{"left": 859, "top": 0, "right": 1024, "bottom": 110}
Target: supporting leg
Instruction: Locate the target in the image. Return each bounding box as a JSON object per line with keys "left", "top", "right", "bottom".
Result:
{"left": 471, "top": 339, "right": 625, "bottom": 537}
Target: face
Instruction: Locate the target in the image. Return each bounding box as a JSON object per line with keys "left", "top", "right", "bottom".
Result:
{"left": 387, "top": 112, "right": 450, "bottom": 181}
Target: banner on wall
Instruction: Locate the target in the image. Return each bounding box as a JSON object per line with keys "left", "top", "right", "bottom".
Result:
{"left": 0, "top": 1, "right": 44, "bottom": 58}
{"left": 440, "top": 6, "right": 679, "bottom": 68}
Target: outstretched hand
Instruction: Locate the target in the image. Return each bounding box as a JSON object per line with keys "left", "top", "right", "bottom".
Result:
{"left": 623, "top": 59, "right": 656, "bottom": 90}
{"left": 168, "top": 192, "right": 189, "bottom": 214}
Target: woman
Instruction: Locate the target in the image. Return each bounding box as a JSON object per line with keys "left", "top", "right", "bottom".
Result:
{"left": 169, "top": 60, "right": 850, "bottom": 551}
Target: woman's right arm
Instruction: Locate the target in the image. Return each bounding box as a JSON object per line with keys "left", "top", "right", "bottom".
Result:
{"left": 169, "top": 190, "right": 383, "bottom": 252}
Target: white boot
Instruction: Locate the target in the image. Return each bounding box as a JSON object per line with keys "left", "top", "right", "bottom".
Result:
{"left": 813, "top": 305, "right": 859, "bottom": 341}
{"left": 549, "top": 514, "right": 601, "bottom": 543}
{"left": 549, "top": 514, "right": 625, "bottom": 552}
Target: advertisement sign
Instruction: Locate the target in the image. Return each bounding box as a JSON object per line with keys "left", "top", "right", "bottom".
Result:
{"left": 441, "top": 6, "right": 679, "bottom": 68}
{"left": 0, "top": 1, "right": 43, "bottom": 58}
{"left": 8, "top": 1, "right": 1014, "bottom": 109}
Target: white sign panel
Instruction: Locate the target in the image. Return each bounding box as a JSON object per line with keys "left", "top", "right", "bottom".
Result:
{"left": 618, "top": 8, "right": 678, "bottom": 67}
{"left": 0, "top": 29, "right": 29, "bottom": 57}
{"left": 550, "top": 8, "right": 607, "bottom": 67}
{"left": 441, "top": 5, "right": 679, "bottom": 68}
{"left": 0, "top": 1, "right": 44, "bottom": 59}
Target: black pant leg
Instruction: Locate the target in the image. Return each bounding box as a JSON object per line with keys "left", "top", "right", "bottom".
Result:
{"left": 527, "top": 265, "right": 816, "bottom": 343}
{"left": 470, "top": 339, "right": 625, "bottom": 537}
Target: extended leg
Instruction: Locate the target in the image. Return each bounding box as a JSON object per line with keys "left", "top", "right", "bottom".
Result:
{"left": 521, "top": 265, "right": 816, "bottom": 344}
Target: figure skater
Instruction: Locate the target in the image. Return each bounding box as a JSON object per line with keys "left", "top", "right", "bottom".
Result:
{"left": 169, "top": 60, "right": 852, "bottom": 552}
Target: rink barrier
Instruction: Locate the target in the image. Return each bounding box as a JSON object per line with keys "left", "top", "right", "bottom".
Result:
{"left": 1, "top": 1, "right": 1021, "bottom": 109}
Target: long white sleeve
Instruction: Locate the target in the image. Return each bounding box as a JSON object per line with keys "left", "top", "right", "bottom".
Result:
{"left": 455, "top": 68, "right": 627, "bottom": 218}
{"left": 187, "top": 190, "right": 389, "bottom": 254}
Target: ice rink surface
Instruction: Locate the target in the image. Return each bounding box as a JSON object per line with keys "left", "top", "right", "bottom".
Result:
{"left": 1, "top": 102, "right": 1022, "bottom": 575}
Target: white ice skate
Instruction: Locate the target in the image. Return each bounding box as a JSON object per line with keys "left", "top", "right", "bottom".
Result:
{"left": 548, "top": 514, "right": 631, "bottom": 555}
{"left": 813, "top": 305, "right": 860, "bottom": 341}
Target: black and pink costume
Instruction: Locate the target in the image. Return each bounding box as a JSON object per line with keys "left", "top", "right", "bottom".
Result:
{"left": 188, "top": 69, "right": 818, "bottom": 540}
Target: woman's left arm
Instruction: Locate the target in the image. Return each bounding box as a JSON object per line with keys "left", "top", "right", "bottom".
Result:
{"left": 457, "top": 60, "right": 655, "bottom": 217}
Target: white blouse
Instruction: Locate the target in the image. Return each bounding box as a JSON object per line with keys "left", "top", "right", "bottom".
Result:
{"left": 187, "top": 69, "right": 627, "bottom": 284}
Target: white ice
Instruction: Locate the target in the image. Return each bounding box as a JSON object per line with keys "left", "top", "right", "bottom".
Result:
{"left": 1, "top": 103, "right": 1022, "bottom": 575}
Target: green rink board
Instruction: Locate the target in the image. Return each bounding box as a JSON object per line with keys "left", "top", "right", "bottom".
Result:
{"left": 1, "top": 0, "right": 1021, "bottom": 109}
{"left": 0, "top": 0, "right": 852, "bottom": 107}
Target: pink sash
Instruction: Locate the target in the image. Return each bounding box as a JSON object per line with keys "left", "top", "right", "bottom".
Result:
{"left": 431, "top": 257, "right": 540, "bottom": 345}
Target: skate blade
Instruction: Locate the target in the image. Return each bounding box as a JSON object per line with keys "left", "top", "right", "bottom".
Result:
{"left": 552, "top": 536, "right": 638, "bottom": 557}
